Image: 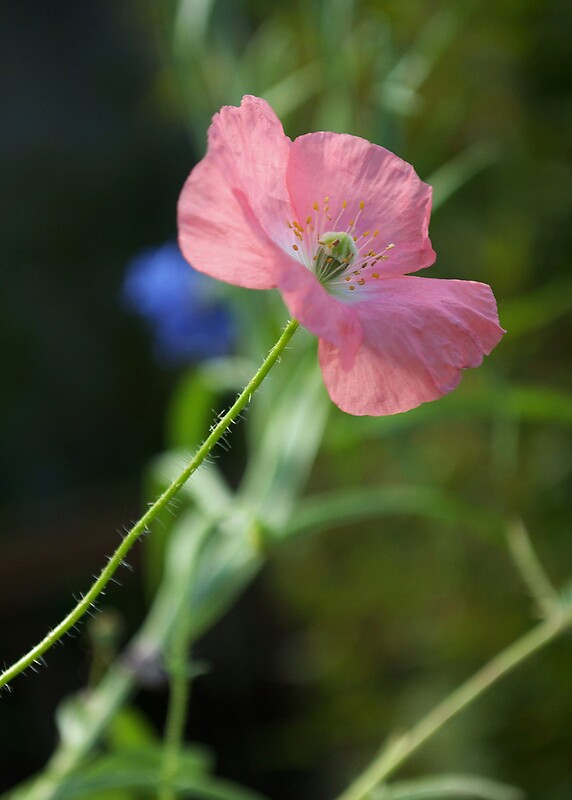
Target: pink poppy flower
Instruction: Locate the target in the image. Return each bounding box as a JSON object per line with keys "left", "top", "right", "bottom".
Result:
{"left": 178, "top": 95, "right": 504, "bottom": 416}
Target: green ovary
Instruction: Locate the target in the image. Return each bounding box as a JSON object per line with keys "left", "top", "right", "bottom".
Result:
{"left": 314, "top": 231, "right": 358, "bottom": 284}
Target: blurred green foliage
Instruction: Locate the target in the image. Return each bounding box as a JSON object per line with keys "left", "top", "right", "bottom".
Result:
{"left": 1, "top": 1, "right": 571, "bottom": 799}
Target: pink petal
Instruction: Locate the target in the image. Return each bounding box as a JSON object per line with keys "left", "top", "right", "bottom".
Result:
{"left": 319, "top": 277, "right": 505, "bottom": 416}
{"left": 206, "top": 95, "right": 295, "bottom": 250}
{"left": 278, "top": 261, "right": 363, "bottom": 367}
{"left": 286, "top": 132, "right": 435, "bottom": 278}
{"left": 178, "top": 96, "right": 294, "bottom": 289}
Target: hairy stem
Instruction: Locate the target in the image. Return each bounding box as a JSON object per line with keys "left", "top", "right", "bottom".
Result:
{"left": 0, "top": 319, "right": 299, "bottom": 692}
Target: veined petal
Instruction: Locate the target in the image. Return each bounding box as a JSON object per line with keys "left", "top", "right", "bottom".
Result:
{"left": 287, "top": 132, "right": 435, "bottom": 278}
{"left": 178, "top": 152, "right": 282, "bottom": 289}
{"left": 319, "top": 277, "right": 504, "bottom": 416}
{"left": 278, "top": 261, "right": 362, "bottom": 368}
{"left": 208, "top": 95, "right": 294, "bottom": 250}
{"left": 178, "top": 96, "right": 296, "bottom": 289}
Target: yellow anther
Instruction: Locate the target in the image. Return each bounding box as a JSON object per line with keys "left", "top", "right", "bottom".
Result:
{"left": 359, "top": 200, "right": 364, "bottom": 209}
{"left": 348, "top": 285, "right": 355, "bottom": 290}
{"left": 292, "top": 244, "right": 299, "bottom": 251}
{"left": 342, "top": 200, "right": 347, "bottom": 208}
{"left": 362, "top": 231, "right": 370, "bottom": 237}
{"left": 306, "top": 216, "right": 312, "bottom": 225}
{"left": 372, "top": 272, "right": 380, "bottom": 278}
{"left": 313, "top": 201, "right": 319, "bottom": 211}
{"left": 357, "top": 278, "right": 365, "bottom": 285}
{"left": 373, "top": 229, "right": 379, "bottom": 237}
{"left": 293, "top": 221, "right": 303, "bottom": 231}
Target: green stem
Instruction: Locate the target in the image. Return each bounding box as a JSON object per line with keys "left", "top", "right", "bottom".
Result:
{"left": 0, "top": 319, "right": 299, "bottom": 692}
{"left": 336, "top": 605, "right": 572, "bottom": 800}
{"left": 158, "top": 585, "right": 196, "bottom": 799}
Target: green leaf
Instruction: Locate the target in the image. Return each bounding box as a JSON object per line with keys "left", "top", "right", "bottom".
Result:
{"left": 185, "top": 510, "right": 264, "bottom": 640}
{"left": 57, "top": 751, "right": 268, "bottom": 800}
{"left": 428, "top": 142, "right": 498, "bottom": 211}
{"left": 240, "top": 352, "right": 329, "bottom": 533}
{"left": 174, "top": 0, "right": 217, "bottom": 48}
{"left": 373, "top": 773, "right": 524, "bottom": 800}
{"left": 104, "top": 706, "right": 158, "bottom": 752}
{"left": 499, "top": 276, "right": 572, "bottom": 338}
{"left": 380, "top": 1, "right": 477, "bottom": 114}
{"left": 283, "top": 485, "right": 503, "bottom": 544}
{"left": 327, "top": 382, "right": 572, "bottom": 450}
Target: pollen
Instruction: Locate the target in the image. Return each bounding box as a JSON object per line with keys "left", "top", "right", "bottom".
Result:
{"left": 292, "top": 244, "right": 299, "bottom": 251}
{"left": 372, "top": 272, "right": 380, "bottom": 279}
{"left": 357, "top": 278, "right": 365, "bottom": 285}
{"left": 359, "top": 200, "right": 365, "bottom": 210}
{"left": 348, "top": 285, "right": 355, "bottom": 290}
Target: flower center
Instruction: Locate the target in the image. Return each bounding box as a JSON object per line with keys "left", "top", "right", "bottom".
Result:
{"left": 313, "top": 231, "right": 358, "bottom": 284}
{"left": 286, "top": 197, "right": 394, "bottom": 298}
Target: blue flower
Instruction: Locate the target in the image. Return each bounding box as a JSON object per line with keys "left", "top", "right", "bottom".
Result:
{"left": 123, "top": 242, "right": 235, "bottom": 365}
